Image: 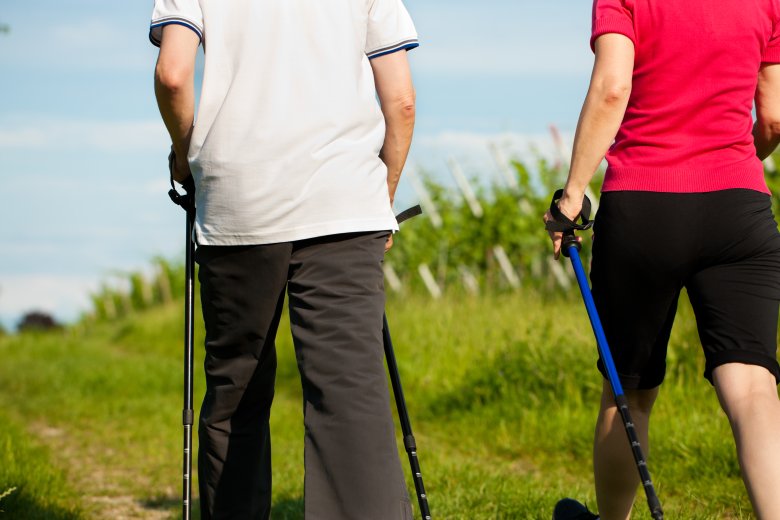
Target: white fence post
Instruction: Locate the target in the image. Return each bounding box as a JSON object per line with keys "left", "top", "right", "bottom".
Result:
{"left": 418, "top": 263, "right": 443, "bottom": 299}
{"left": 489, "top": 142, "right": 519, "bottom": 189}
{"left": 447, "top": 158, "right": 484, "bottom": 218}
{"left": 458, "top": 265, "right": 480, "bottom": 295}
{"left": 492, "top": 245, "right": 521, "bottom": 289}
{"left": 383, "top": 262, "right": 403, "bottom": 293}
{"left": 406, "top": 166, "right": 443, "bottom": 228}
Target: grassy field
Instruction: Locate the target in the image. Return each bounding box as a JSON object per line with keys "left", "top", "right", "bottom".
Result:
{"left": 0, "top": 291, "right": 765, "bottom": 519}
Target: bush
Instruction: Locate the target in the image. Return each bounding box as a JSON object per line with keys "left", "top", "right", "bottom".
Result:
{"left": 17, "top": 312, "right": 61, "bottom": 333}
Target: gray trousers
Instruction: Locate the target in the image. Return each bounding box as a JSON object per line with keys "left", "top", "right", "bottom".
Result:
{"left": 195, "top": 231, "right": 412, "bottom": 520}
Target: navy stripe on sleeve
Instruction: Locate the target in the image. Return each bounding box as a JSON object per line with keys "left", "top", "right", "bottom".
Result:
{"left": 149, "top": 17, "right": 203, "bottom": 47}
{"left": 367, "top": 39, "right": 419, "bottom": 59}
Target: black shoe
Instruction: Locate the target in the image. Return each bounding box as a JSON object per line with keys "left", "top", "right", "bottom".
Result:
{"left": 552, "top": 498, "right": 599, "bottom": 520}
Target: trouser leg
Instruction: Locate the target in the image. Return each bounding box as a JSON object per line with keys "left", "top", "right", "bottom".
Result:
{"left": 196, "top": 243, "right": 291, "bottom": 520}
{"left": 287, "top": 231, "right": 412, "bottom": 520}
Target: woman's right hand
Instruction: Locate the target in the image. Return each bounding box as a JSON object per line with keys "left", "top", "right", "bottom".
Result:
{"left": 543, "top": 192, "right": 583, "bottom": 260}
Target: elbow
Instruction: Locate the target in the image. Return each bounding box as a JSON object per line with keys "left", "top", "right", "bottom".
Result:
{"left": 154, "top": 62, "right": 190, "bottom": 94}
{"left": 593, "top": 79, "right": 632, "bottom": 107}
{"left": 759, "top": 118, "right": 780, "bottom": 139}
{"left": 399, "top": 99, "right": 416, "bottom": 123}
{"left": 391, "top": 91, "right": 416, "bottom": 123}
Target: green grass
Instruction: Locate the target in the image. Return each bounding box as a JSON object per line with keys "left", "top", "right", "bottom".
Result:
{"left": 0, "top": 292, "right": 765, "bottom": 518}
{"left": 0, "top": 409, "right": 81, "bottom": 518}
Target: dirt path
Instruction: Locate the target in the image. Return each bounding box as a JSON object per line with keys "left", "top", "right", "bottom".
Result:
{"left": 35, "top": 424, "right": 177, "bottom": 520}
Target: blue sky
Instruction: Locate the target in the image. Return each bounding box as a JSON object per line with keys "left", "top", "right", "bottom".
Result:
{"left": 0, "top": 0, "right": 593, "bottom": 328}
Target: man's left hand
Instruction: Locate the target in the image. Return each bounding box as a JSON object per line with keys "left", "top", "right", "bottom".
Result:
{"left": 168, "top": 147, "right": 192, "bottom": 184}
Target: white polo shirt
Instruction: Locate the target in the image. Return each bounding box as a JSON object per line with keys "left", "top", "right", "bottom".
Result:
{"left": 150, "top": 0, "right": 418, "bottom": 245}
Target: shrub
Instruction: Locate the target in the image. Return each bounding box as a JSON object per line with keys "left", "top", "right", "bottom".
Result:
{"left": 17, "top": 312, "right": 61, "bottom": 333}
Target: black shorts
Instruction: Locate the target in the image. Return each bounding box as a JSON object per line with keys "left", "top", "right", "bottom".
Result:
{"left": 591, "top": 189, "right": 780, "bottom": 389}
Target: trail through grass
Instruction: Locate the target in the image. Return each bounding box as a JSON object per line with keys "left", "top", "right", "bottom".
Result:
{"left": 0, "top": 292, "right": 764, "bottom": 518}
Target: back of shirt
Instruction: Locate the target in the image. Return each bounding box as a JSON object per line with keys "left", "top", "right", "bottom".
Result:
{"left": 592, "top": 0, "right": 780, "bottom": 193}
{"left": 151, "top": 0, "right": 418, "bottom": 245}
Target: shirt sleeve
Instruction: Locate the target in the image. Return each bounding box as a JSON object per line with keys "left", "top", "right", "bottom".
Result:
{"left": 149, "top": 0, "right": 204, "bottom": 48}
{"left": 591, "top": 0, "right": 636, "bottom": 52}
{"left": 763, "top": 17, "right": 780, "bottom": 63}
{"left": 365, "top": 0, "right": 419, "bottom": 59}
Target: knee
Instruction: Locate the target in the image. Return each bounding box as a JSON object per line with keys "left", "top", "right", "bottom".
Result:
{"left": 626, "top": 388, "right": 659, "bottom": 415}
{"left": 714, "top": 363, "right": 780, "bottom": 421}
{"left": 719, "top": 385, "right": 779, "bottom": 424}
{"left": 601, "top": 383, "right": 659, "bottom": 416}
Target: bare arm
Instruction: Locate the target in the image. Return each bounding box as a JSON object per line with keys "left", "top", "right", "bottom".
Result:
{"left": 370, "top": 50, "right": 416, "bottom": 206}
{"left": 154, "top": 24, "right": 199, "bottom": 182}
{"left": 545, "top": 33, "right": 635, "bottom": 258}
{"left": 753, "top": 63, "right": 780, "bottom": 160}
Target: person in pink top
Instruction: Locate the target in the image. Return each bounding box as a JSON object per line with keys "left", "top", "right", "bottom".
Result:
{"left": 545, "top": 0, "right": 780, "bottom": 518}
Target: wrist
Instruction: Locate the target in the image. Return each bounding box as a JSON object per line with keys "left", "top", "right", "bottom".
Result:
{"left": 561, "top": 183, "right": 586, "bottom": 201}
{"left": 558, "top": 192, "right": 584, "bottom": 221}
{"left": 173, "top": 144, "right": 189, "bottom": 161}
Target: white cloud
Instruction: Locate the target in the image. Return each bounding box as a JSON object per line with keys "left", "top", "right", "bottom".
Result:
{"left": 0, "top": 127, "right": 47, "bottom": 147}
{"left": 391, "top": 129, "right": 574, "bottom": 206}
{"left": 0, "top": 264, "right": 172, "bottom": 330}
{"left": 412, "top": 130, "right": 572, "bottom": 170}
{"left": 0, "top": 118, "right": 167, "bottom": 152}
{"left": 0, "top": 274, "right": 101, "bottom": 327}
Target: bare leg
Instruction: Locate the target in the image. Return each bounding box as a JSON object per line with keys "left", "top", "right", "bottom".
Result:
{"left": 713, "top": 363, "right": 780, "bottom": 520}
{"left": 593, "top": 381, "right": 659, "bottom": 520}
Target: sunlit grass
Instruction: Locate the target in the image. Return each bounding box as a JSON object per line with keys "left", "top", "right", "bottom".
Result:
{"left": 0, "top": 292, "right": 760, "bottom": 518}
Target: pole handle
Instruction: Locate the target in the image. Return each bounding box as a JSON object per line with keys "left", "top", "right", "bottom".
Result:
{"left": 562, "top": 233, "right": 580, "bottom": 258}
{"left": 546, "top": 189, "right": 593, "bottom": 261}
{"left": 546, "top": 189, "right": 592, "bottom": 258}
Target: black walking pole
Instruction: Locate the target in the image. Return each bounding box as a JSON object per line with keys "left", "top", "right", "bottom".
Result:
{"left": 383, "top": 315, "right": 431, "bottom": 520}
{"left": 169, "top": 172, "right": 196, "bottom": 520}
{"left": 546, "top": 190, "right": 663, "bottom": 520}
{"left": 386, "top": 205, "right": 431, "bottom": 520}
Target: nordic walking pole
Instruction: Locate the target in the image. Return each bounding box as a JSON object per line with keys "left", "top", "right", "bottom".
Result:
{"left": 546, "top": 190, "right": 664, "bottom": 520}
{"left": 169, "top": 168, "right": 196, "bottom": 520}
{"left": 386, "top": 205, "right": 431, "bottom": 520}
{"left": 383, "top": 315, "right": 431, "bottom": 520}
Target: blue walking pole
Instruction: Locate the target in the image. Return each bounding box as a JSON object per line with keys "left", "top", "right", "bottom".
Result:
{"left": 547, "top": 190, "right": 663, "bottom": 520}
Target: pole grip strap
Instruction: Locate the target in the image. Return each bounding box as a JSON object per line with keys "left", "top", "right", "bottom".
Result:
{"left": 396, "top": 204, "right": 422, "bottom": 225}
{"left": 544, "top": 189, "right": 593, "bottom": 233}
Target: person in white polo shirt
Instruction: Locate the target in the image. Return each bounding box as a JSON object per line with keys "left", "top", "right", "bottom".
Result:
{"left": 150, "top": 1, "right": 418, "bottom": 518}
